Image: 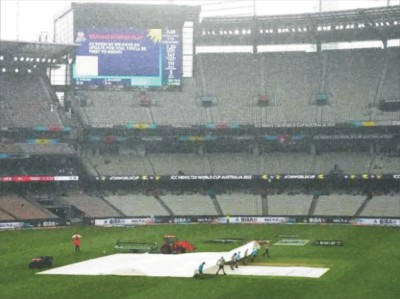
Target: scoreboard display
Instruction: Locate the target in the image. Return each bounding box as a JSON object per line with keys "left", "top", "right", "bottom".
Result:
{"left": 73, "top": 28, "right": 181, "bottom": 88}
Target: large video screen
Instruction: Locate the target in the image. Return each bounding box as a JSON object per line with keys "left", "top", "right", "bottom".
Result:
{"left": 73, "top": 28, "right": 181, "bottom": 88}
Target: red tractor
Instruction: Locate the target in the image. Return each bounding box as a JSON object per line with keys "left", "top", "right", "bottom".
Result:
{"left": 160, "top": 235, "right": 196, "bottom": 254}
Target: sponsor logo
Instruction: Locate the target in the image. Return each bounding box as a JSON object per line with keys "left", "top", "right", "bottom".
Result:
{"left": 313, "top": 240, "right": 344, "bottom": 246}
{"left": 307, "top": 217, "right": 327, "bottom": 223}
{"left": 274, "top": 239, "right": 309, "bottom": 246}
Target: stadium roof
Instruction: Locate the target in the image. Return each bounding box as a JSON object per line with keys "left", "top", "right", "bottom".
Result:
{"left": 0, "top": 40, "right": 77, "bottom": 65}
{"left": 198, "top": 5, "right": 400, "bottom": 45}
{"left": 69, "top": 2, "right": 200, "bottom": 28}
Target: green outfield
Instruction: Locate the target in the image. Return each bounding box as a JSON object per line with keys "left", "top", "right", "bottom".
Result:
{"left": 1, "top": 224, "right": 399, "bottom": 299}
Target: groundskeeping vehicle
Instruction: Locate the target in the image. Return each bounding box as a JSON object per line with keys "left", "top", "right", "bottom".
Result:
{"left": 28, "top": 256, "right": 53, "bottom": 269}
{"left": 160, "top": 235, "right": 196, "bottom": 254}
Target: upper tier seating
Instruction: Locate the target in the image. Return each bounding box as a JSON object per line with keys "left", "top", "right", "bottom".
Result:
{"left": 0, "top": 74, "right": 64, "bottom": 128}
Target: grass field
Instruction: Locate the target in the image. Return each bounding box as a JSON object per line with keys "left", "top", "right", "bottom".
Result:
{"left": 1, "top": 224, "right": 399, "bottom": 299}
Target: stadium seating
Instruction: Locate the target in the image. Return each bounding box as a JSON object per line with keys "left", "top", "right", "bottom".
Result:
{"left": 216, "top": 192, "right": 263, "bottom": 216}
{"left": 0, "top": 209, "right": 16, "bottom": 221}
{"left": 104, "top": 193, "right": 170, "bottom": 217}
{"left": 161, "top": 193, "right": 218, "bottom": 216}
{"left": 71, "top": 48, "right": 400, "bottom": 128}
{"left": 360, "top": 195, "right": 400, "bottom": 217}
{"left": 0, "top": 194, "right": 58, "bottom": 220}
{"left": 149, "top": 153, "right": 211, "bottom": 175}
{"left": 57, "top": 191, "right": 123, "bottom": 218}
{"left": 313, "top": 194, "right": 366, "bottom": 216}
{"left": 85, "top": 153, "right": 154, "bottom": 176}
{"left": 267, "top": 194, "right": 313, "bottom": 216}
{"left": 0, "top": 74, "right": 64, "bottom": 128}
{"left": 208, "top": 153, "right": 261, "bottom": 175}
{"left": 314, "top": 152, "right": 372, "bottom": 174}
{"left": 263, "top": 152, "right": 315, "bottom": 174}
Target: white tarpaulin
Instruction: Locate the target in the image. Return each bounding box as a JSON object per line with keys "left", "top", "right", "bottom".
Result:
{"left": 38, "top": 241, "right": 329, "bottom": 278}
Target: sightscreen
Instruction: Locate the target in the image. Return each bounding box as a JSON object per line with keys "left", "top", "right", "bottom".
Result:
{"left": 73, "top": 28, "right": 181, "bottom": 88}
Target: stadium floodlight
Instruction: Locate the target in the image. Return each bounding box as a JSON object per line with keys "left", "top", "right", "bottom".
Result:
{"left": 234, "top": 29, "right": 239, "bottom": 35}
{"left": 242, "top": 29, "right": 247, "bottom": 34}
{"left": 42, "top": 58, "right": 46, "bottom": 62}
{"left": 47, "top": 58, "right": 52, "bottom": 63}
{"left": 14, "top": 68, "right": 19, "bottom": 73}
{"left": 0, "top": 55, "right": 3, "bottom": 60}
{"left": 52, "top": 59, "right": 57, "bottom": 63}
{"left": 27, "top": 69, "right": 32, "bottom": 73}
{"left": 14, "top": 57, "right": 18, "bottom": 61}
{"left": 36, "top": 58, "right": 40, "bottom": 62}
{"left": 20, "top": 57, "right": 24, "bottom": 61}
{"left": 1, "top": 68, "right": 5, "bottom": 73}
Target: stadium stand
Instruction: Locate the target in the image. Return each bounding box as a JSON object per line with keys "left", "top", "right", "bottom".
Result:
{"left": 198, "top": 53, "right": 261, "bottom": 107}
{"left": 0, "top": 73, "right": 64, "bottom": 128}
{"left": 314, "top": 152, "right": 373, "bottom": 174}
{"left": 104, "top": 193, "right": 170, "bottom": 217}
{"left": 161, "top": 193, "right": 218, "bottom": 216}
{"left": 263, "top": 152, "right": 315, "bottom": 174}
{"left": 267, "top": 194, "right": 313, "bottom": 216}
{"left": 0, "top": 4, "right": 399, "bottom": 224}
{"left": 208, "top": 153, "right": 261, "bottom": 175}
{"left": 84, "top": 153, "right": 154, "bottom": 176}
{"left": 71, "top": 48, "right": 400, "bottom": 128}
{"left": 217, "top": 192, "right": 263, "bottom": 216}
{"left": 0, "top": 194, "right": 58, "bottom": 220}
{"left": 56, "top": 191, "right": 123, "bottom": 218}
{"left": 360, "top": 195, "right": 400, "bottom": 217}
{"left": 312, "top": 194, "right": 367, "bottom": 216}
{"left": 0, "top": 209, "right": 17, "bottom": 221}
{"left": 149, "top": 153, "right": 211, "bottom": 175}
